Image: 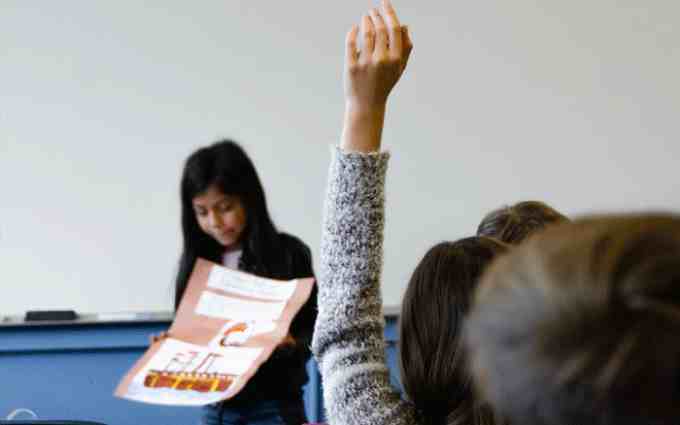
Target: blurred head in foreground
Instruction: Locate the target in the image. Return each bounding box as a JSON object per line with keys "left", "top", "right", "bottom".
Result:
{"left": 465, "top": 214, "right": 680, "bottom": 425}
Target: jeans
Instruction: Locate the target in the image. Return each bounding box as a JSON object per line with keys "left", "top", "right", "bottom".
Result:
{"left": 201, "top": 399, "right": 307, "bottom": 425}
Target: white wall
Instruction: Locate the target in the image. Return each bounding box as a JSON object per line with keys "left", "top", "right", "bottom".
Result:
{"left": 1, "top": 0, "right": 679, "bottom": 316}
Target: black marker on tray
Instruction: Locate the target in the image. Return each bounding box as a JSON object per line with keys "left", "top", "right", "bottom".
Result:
{"left": 25, "top": 310, "right": 78, "bottom": 321}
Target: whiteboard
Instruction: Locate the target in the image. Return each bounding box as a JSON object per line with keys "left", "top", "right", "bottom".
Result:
{"left": 2, "top": 0, "right": 679, "bottom": 316}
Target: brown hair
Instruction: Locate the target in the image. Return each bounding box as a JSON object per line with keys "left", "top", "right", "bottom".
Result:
{"left": 399, "top": 237, "right": 509, "bottom": 425}
{"left": 465, "top": 214, "right": 680, "bottom": 425}
{"left": 476, "top": 201, "right": 568, "bottom": 244}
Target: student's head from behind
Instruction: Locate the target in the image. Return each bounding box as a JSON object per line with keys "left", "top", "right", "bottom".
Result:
{"left": 465, "top": 214, "right": 680, "bottom": 425}
{"left": 399, "top": 237, "right": 509, "bottom": 425}
{"left": 476, "top": 200, "right": 568, "bottom": 244}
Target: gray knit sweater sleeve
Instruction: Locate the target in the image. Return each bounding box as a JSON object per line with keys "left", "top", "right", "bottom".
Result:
{"left": 312, "top": 147, "right": 418, "bottom": 425}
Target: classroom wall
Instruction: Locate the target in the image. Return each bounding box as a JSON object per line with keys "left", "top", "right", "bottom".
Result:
{"left": 2, "top": 0, "right": 679, "bottom": 316}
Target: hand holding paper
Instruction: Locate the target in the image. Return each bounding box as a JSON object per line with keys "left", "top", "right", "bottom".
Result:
{"left": 116, "top": 259, "right": 315, "bottom": 406}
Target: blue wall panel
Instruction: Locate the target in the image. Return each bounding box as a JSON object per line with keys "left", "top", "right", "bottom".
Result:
{"left": 0, "top": 318, "right": 399, "bottom": 425}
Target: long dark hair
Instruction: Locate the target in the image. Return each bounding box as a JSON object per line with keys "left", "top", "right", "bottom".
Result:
{"left": 174, "top": 140, "right": 283, "bottom": 308}
{"left": 399, "top": 237, "right": 509, "bottom": 425}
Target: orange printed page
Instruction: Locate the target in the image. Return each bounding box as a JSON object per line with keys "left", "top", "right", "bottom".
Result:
{"left": 114, "top": 258, "right": 315, "bottom": 406}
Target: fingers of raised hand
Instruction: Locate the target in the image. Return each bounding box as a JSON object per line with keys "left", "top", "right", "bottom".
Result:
{"left": 402, "top": 26, "right": 413, "bottom": 52}
{"left": 352, "top": 3, "right": 412, "bottom": 72}
{"left": 346, "top": 25, "right": 359, "bottom": 67}
{"left": 400, "top": 26, "right": 413, "bottom": 71}
{"left": 360, "top": 14, "right": 375, "bottom": 62}
{"left": 369, "top": 8, "right": 388, "bottom": 58}
{"left": 381, "top": 0, "right": 403, "bottom": 55}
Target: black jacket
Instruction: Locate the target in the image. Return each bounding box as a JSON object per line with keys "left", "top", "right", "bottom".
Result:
{"left": 223, "top": 232, "right": 317, "bottom": 405}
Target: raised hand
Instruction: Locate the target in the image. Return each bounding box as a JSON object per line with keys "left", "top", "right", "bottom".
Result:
{"left": 341, "top": 0, "right": 413, "bottom": 153}
{"left": 344, "top": 0, "right": 412, "bottom": 109}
